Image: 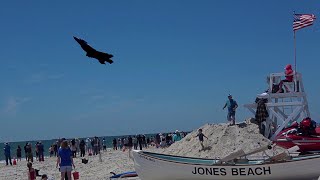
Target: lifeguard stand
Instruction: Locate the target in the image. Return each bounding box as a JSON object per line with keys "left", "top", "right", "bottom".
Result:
{"left": 244, "top": 72, "right": 310, "bottom": 140}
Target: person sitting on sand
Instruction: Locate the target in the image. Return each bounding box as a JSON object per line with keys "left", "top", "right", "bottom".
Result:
{"left": 56, "top": 140, "right": 75, "bottom": 180}
{"left": 41, "top": 174, "right": 48, "bottom": 180}
{"left": 27, "top": 162, "right": 36, "bottom": 180}
{"left": 195, "top": 129, "right": 208, "bottom": 151}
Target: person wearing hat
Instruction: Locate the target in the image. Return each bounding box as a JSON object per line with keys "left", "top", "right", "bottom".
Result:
{"left": 4, "top": 142, "right": 12, "bottom": 165}
{"left": 223, "top": 94, "right": 238, "bottom": 126}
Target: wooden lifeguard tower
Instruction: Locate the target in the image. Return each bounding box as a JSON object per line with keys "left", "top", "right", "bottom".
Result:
{"left": 244, "top": 72, "right": 310, "bottom": 140}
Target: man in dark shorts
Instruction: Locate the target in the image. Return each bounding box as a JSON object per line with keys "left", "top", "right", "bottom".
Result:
{"left": 223, "top": 94, "right": 238, "bottom": 126}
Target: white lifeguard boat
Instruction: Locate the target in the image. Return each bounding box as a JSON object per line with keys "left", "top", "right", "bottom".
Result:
{"left": 132, "top": 150, "right": 320, "bottom": 180}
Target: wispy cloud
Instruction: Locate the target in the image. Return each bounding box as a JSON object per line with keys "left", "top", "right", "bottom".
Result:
{"left": 25, "top": 72, "right": 64, "bottom": 84}
{"left": 1, "top": 96, "right": 31, "bottom": 115}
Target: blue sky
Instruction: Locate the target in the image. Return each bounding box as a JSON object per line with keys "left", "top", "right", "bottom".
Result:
{"left": 0, "top": 0, "right": 319, "bottom": 142}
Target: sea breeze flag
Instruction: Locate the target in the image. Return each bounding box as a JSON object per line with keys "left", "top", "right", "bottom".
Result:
{"left": 293, "top": 14, "right": 316, "bottom": 31}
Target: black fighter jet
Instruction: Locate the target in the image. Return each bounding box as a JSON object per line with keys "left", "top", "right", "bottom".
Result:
{"left": 73, "top": 36, "right": 114, "bottom": 65}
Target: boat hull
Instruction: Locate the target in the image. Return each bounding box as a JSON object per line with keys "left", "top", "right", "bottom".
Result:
{"left": 132, "top": 150, "right": 320, "bottom": 180}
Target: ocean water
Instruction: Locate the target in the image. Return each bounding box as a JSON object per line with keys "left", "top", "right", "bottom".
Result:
{"left": 0, "top": 134, "right": 156, "bottom": 161}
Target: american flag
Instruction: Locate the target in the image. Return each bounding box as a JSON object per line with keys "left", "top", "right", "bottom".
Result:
{"left": 293, "top": 14, "right": 316, "bottom": 31}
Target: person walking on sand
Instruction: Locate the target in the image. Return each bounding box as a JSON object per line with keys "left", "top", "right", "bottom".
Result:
{"left": 195, "top": 129, "right": 208, "bottom": 151}
{"left": 56, "top": 140, "right": 75, "bottom": 180}
{"left": 223, "top": 94, "right": 238, "bottom": 126}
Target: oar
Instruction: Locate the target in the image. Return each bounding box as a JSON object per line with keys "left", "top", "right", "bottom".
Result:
{"left": 267, "top": 152, "right": 289, "bottom": 162}
{"left": 242, "top": 145, "right": 272, "bottom": 157}
{"left": 216, "top": 149, "right": 246, "bottom": 164}
{"left": 215, "top": 145, "right": 272, "bottom": 164}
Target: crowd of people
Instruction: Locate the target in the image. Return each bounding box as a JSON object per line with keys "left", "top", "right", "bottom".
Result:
{"left": 2, "top": 131, "right": 189, "bottom": 165}
{"left": 2, "top": 132, "right": 191, "bottom": 180}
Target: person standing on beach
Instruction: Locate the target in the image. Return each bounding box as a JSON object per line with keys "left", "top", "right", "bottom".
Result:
{"left": 93, "top": 136, "right": 100, "bottom": 155}
{"left": 3, "top": 143, "right": 12, "bottom": 165}
{"left": 54, "top": 141, "right": 58, "bottom": 157}
{"left": 56, "top": 140, "right": 75, "bottom": 180}
{"left": 38, "top": 142, "right": 44, "bottom": 162}
{"left": 85, "top": 138, "right": 90, "bottom": 153}
{"left": 35, "top": 142, "right": 39, "bottom": 161}
{"left": 137, "top": 134, "right": 143, "bottom": 150}
{"left": 40, "top": 142, "right": 45, "bottom": 161}
{"left": 17, "top": 145, "right": 22, "bottom": 161}
{"left": 102, "top": 138, "right": 106, "bottom": 151}
{"left": 155, "top": 133, "right": 161, "bottom": 148}
{"left": 223, "top": 94, "right": 238, "bottom": 126}
{"left": 112, "top": 138, "right": 117, "bottom": 150}
{"left": 132, "top": 136, "right": 138, "bottom": 150}
{"left": 79, "top": 139, "right": 86, "bottom": 157}
{"left": 26, "top": 143, "right": 33, "bottom": 162}
{"left": 24, "top": 143, "right": 28, "bottom": 160}
{"left": 195, "top": 129, "right": 208, "bottom": 151}
{"left": 71, "top": 139, "right": 77, "bottom": 158}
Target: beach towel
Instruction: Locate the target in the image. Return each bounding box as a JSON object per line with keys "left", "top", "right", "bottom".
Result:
{"left": 110, "top": 171, "right": 137, "bottom": 179}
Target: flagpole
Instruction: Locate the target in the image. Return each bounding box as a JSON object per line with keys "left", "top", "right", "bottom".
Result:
{"left": 293, "top": 11, "right": 298, "bottom": 92}
{"left": 294, "top": 30, "right": 296, "bottom": 73}
{"left": 293, "top": 11, "right": 297, "bottom": 73}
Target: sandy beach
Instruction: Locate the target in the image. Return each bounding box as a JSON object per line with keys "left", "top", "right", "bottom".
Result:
{"left": 1, "top": 120, "right": 319, "bottom": 180}
{"left": 0, "top": 149, "right": 139, "bottom": 180}
{"left": 0, "top": 120, "right": 285, "bottom": 180}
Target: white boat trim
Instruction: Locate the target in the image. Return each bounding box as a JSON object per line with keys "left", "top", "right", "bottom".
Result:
{"left": 133, "top": 150, "right": 320, "bottom": 180}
